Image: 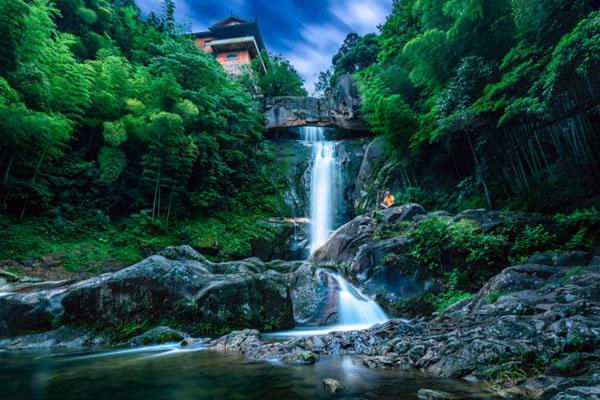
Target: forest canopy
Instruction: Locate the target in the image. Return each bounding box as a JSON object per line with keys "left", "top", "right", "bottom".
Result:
{"left": 321, "top": 0, "right": 600, "bottom": 212}
{"left": 0, "top": 0, "right": 293, "bottom": 266}
{"left": 0, "top": 0, "right": 269, "bottom": 221}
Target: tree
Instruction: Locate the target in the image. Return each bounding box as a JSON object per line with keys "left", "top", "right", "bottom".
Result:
{"left": 253, "top": 52, "right": 307, "bottom": 97}
{"left": 160, "top": 0, "right": 176, "bottom": 35}
{"left": 314, "top": 68, "right": 333, "bottom": 96}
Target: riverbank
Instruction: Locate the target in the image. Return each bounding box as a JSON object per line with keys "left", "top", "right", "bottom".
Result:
{"left": 1, "top": 243, "right": 599, "bottom": 399}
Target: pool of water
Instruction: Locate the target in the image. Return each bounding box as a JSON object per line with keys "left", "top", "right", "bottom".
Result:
{"left": 1, "top": 345, "right": 504, "bottom": 400}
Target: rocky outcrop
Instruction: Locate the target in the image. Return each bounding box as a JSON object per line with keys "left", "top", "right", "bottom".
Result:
{"left": 0, "top": 326, "right": 108, "bottom": 351}
{"left": 263, "top": 74, "right": 368, "bottom": 131}
{"left": 264, "top": 97, "right": 331, "bottom": 129}
{"left": 353, "top": 137, "right": 388, "bottom": 212}
{"left": 310, "top": 203, "right": 564, "bottom": 311}
{"left": 212, "top": 259, "right": 600, "bottom": 399}
{"left": 0, "top": 246, "right": 301, "bottom": 340}
{"left": 0, "top": 246, "right": 350, "bottom": 347}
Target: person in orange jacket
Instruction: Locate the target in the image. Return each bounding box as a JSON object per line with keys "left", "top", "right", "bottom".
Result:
{"left": 381, "top": 191, "right": 395, "bottom": 209}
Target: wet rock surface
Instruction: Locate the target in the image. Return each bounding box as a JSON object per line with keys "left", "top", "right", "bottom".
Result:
{"left": 208, "top": 261, "right": 600, "bottom": 398}
{"left": 0, "top": 326, "right": 108, "bottom": 351}
{"left": 0, "top": 246, "right": 346, "bottom": 342}
{"left": 311, "top": 203, "right": 436, "bottom": 304}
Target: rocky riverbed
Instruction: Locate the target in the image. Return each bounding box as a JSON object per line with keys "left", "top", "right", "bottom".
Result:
{"left": 1, "top": 205, "right": 599, "bottom": 399}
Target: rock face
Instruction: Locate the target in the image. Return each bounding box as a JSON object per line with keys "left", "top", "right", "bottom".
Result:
{"left": 0, "top": 326, "right": 108, "bottom": 351}
{"left": 353, "top": 137, "right": 388, "bottom": 212}
{"left": 263, "top": 74, "right": 368, "bottom": 131}
{"left": 0, "top": 246, "right": 301, "bottom": 340}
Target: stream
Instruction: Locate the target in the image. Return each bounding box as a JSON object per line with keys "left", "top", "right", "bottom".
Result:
{"left": 0, "top": 347, "right": 501, "bottom": 400}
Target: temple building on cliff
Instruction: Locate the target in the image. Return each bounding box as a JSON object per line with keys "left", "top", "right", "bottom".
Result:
{"left": 193, "top": 15, "right": 267, "bottom": 76}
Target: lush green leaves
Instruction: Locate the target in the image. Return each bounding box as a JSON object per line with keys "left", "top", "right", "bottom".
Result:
{"left": 251, "top": 52, "right": 307, "bottom": 97}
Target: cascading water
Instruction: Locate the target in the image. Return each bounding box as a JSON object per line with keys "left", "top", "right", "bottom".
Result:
{"left": 301, "top": 126, "right": 341, "bottom": 253}
{"left": 330, "top": 273, "right": 388, "bottom": 330}
{"left": 266, "top": 127, "right": 389, "bottom": 337}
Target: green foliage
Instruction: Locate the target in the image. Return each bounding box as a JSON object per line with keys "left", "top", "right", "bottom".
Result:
{"left": 407, "top": 217, "right": 508, "bottom": 288}
{"left": 486, "top": 290, "right": 510, "bottom": 305}
{"left": 486, "top": 362, "right": 528, "bottom": 385}
{"left": 330, "top": 33, "right": 380, "bottom": 84}
{"left": 344, "top": 0, "right": 600, "bottom": 212}
{"left": 549, "top": 352, "right": 584, "bottom": 377}
{"left": 0, "top": 0, "right": 267, "bottom": 231}
{"left": 434, "top": 289, "right": 475, "bottom": 312}
{"left": 250, "top": 51, "right": 307, "bottom": 97}
{"left": 511, "top": 225, "right": 558, "bottom": 264}
{"left": 555, "top": 208, "right": 600, "bottom": 251}
{"left": 98, "top": 146, "right": 126, "bottom": 184}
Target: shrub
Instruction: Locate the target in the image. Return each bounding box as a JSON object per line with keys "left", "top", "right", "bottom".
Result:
{"left": 407, "top": 217, "right": 508, "bottom": 290}
{"left": 511, "top": 225, "right": 558, "bottom": 264}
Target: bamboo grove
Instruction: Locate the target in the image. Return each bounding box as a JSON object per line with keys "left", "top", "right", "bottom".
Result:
{"left": 0, "top": 0, "right": 268, "bottom": 224}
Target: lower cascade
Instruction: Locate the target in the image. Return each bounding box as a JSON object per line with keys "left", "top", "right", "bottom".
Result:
{"left": 329, "top": 273, "right": 388, "bottom": 330}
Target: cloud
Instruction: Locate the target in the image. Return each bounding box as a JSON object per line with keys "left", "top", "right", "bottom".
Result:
{"left": 330, "top": 0, "right": 392, "bottom": 34}
{"left": 282, "top": 23, "right": 347, "bottom": 94}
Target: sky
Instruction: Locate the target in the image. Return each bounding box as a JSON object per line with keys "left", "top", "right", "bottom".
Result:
{"left": 137, "top": 0, "right": 393, "bottom": 94}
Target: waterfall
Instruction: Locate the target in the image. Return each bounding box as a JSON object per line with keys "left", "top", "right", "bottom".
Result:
{"left": 329, "top": 273, "right": 388, "bottom": 328}
{"left": 300, "top": 126, "right": 339, "bottom": 254}
{"left": 264, "top": 127, "right": 389, "bottom": 337}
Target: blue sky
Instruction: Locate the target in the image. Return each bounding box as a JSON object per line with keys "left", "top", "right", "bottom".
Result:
{"left": 137, "top": 0, "right": 393, "bottom": 93}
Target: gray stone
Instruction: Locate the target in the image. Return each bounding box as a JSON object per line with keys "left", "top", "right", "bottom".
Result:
{"left": 589, "top": 256, "right": 600, "bottom": 267}
{"left": 417, "top": 389, "right": 455, "bottom": 399}
{"left": 0, "top": 326, "right": 107, "bottom": 351}
{"left": 323, "top": 378, "right": 345, "bottom": 394}
{"left": 555, "top": 252, "right": 592, "bottom": 267}
{"left": 565, "top": 386, "right": 600, "bottom": 398}
{"left": 527, "top": 252, "right": 558, "bottom": 266}
{"left": 128, "top": 326, "right": 189, "bottom": 346}
{"left": 263, "top": 74, "right": 367, "bottom": 131}
{"left": 382, "top": 203, "right": 427, "bottom": 225}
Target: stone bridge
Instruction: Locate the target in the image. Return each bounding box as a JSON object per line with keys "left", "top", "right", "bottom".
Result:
{"left": 261, "top": 74, "right": 368, "bottom": 132}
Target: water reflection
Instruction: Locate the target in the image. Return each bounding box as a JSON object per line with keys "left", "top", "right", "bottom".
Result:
{"left": 1, "top": 346, "right": 503, "bottom": 400}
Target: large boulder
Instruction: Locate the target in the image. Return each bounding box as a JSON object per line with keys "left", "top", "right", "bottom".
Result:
{"left": 310, "top": 204, "right": 434, "bottom": 306}
{"left": 329, "top": 74, "right": 368, "bottom": 131}
{"left": 0, "top": 246, "right": 296, "bottom": 340}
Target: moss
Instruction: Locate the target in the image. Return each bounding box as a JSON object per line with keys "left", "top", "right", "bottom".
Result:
{"left": 434, "top": 290, "right": 476, "bottom": 312}
{"left": 94, "top": 320, "right": 152, "bottom": 341}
